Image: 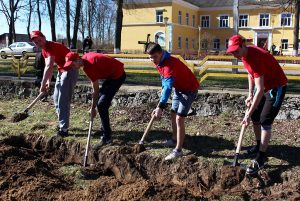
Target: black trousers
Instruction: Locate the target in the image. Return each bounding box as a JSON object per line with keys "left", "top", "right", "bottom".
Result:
{"left": 97, "top": 73, "right": 126, "bottom": 139}
{"left": 251, "top": 85, "right": 286, "bottom": 126}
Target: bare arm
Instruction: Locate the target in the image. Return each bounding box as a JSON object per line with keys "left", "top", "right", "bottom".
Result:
{"left": 248, "top": 74, "right": 254, "bottom": 97}
{"left": 40, "top": 56, "right": 54, "bottom": 92}
{"left": 243, "top": 76, "right": 264, "bottom": 125}
{"left": 245, "top": 74, "right": 255, "bottom": 107}
{"left": 90, "top": 80, "right": 100, "bottom": 118}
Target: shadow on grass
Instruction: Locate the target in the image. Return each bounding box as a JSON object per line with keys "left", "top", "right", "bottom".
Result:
{"left": 109, "top": 130, "right": 235, "bottom": 158}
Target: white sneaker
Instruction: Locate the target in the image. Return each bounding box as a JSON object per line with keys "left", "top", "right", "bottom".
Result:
{"left": 164, "top": 139, "right": 177, "bottom": 147}
{"left": 164, "top": 149, "right": 183, "bottom": 160}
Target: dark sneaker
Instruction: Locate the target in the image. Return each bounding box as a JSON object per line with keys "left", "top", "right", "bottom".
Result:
{"left": 246, "top": 159, "right": 266, "bottom": 175}
{"left": 57, "top": 130, "right": 68, "bottom": 137}
{"left": 247, "top": 145, "right": 259, "bottom": 156}
{"left": 93, "top": 136, "right": 112, "bottom": 150}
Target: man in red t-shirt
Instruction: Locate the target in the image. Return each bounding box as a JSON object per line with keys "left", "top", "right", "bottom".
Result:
{"left": 146, "top": 43, "right": 199, "bottom": 160}
{"left": 227, "top": 35, "right": 288, "bottom": 175}
{"left": 64, "top": 52, "right": 126, "bottom": 147}
{"left": 30, "top": 30, "right": 78, "bottom": 137}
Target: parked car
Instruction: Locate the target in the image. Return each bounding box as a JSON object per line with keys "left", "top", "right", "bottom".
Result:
{"left": 0, "top": 42, "right": 40, "bottom": 59}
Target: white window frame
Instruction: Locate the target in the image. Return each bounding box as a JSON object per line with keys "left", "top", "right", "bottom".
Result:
{"left": 219, "top": 15, "right": 229, "bottom": 28}
{"left": 281, "top": 39, "right": 288, "bottom": 50}
{"left": 186, "top": 13, "right": 189, "bottom": 25}
{"left": 156, "top": 10, "right": 164, "bottom": 23}
{"left": 259, "top": 13, "right": 270, "bottom": 27}
{"left": 201, "top": 39, "right": 208, "bottom": 50}
{"left": 192, "top": 39, "right": 196, "bottom": 49}
{"left": 200, "top": 15, "right": 210, "bottom": 28}
{"left": 239, "top": 14, "right": 249, "bottom": 28}
{"left": 213, "top": 38, "right": 220, "bottom": 50}
{"left": 225, "top": 39, "right": 229, "bottom": 49}
{"left": 178, "top": 11, "right": 182, "bottom": 25}
{"left": 178, "top": 36, "right": 182, "bottom": 49}
{"left": 185, "top": 37, "right": 189, "bottom": 49}
{"left": 280, "top": 12, "right": 292, "bottom": 27}
{"left": 192, "top": 15, "right": 196, "bottom": 27}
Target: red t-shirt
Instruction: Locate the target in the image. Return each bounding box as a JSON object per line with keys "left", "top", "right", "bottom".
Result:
{"left": 242, "top": 46, "right": 287, "bottom": 91}
{"left": 157, "top": 56, "right": 199, "bottom": 92}
{"left": 42, "top": 41, "right": 70, "bottom": 72}
{"left": 82, "top": 52, "right": 124, "bottom": 82}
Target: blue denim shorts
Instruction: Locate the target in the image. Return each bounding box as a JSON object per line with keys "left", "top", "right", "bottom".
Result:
{"left": 171, "top": 90, "right": 197, "bottom": 117}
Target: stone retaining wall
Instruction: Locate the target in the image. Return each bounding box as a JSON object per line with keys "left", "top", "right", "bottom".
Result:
{"left": 0, "top": 80, "right": 299, "bottom": 119}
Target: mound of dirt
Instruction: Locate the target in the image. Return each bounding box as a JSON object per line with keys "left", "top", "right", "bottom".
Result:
{"left": 0, "top": 135, "right": 299, "bottom": 201}
{"left": 11, "top": 112, "right": 29, "bottom": 122}
{"left": 0, "top": 114, "right": 5, "bottom": 120}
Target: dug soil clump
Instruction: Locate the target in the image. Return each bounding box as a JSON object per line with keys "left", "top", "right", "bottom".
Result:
{"left": 10, "top": 112, "right": 29, "bottom": 122}
{"left": 0, "top": 135, "right": 299, "bottom": 200}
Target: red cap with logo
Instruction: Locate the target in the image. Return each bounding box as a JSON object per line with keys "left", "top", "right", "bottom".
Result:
{"left": 226, "top": 35, "right": 244, "bottom": 53}
{"left": 30, "top": 30, "right": 45, "bottom": 39}
{"left": 64, "top": 52, "right": 80, "bottom": 69}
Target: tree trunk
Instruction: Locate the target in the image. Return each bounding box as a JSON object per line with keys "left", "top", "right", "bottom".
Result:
{"left": 66, "top": 0, "right": 71, "bottom": 47}
{"left": 88, "top": 0, "right": 92, "bottom": 37}
{"left": 114, "top": 0, "right": 123, "bottom": 53}
{"left": 37, "top": 0, "right": 41, "bottom": 30}
{"left": 293, "top": 0, "right": 300, "bottom": 56}
{"left": 27, "top": 0, "right": 32, "bottom": 37}
{"left": 71, "top": 0, "right": 82, "bottom": 48}
{"left": 46, "top": 0, "right": 56, "bottom": 41}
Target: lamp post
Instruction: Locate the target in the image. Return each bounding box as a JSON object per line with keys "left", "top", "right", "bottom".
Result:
{"left": 164, "top": 17, "right": 169, "bottom": 50}
{"left": 198, "top": 26, "right": 201, "bottom": 57}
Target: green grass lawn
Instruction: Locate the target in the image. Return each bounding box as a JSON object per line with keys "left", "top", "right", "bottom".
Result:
{"left": 0, "top": 98, "right": 299, "bottom": 168}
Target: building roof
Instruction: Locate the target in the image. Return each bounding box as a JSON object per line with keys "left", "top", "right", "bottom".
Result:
{"left": 124, "top": 0, "right": 291, "bottom": 8}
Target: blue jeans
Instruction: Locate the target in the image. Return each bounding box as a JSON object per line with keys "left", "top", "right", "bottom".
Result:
{"left": 171, "top": 90, "right": 197, "bottom": 117}
{"left": 53, "top": 68, "right": 78, "bottom": 131}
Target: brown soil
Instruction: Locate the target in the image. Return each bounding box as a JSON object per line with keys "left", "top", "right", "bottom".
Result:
{"left": 0, "top": 135, "right": 299, "bottom": 201}
{"left": 0, "top": 114, "right": 5, "bottom": 120}
{"left": 10, "top": 112, "right": 29, "bottom": 122}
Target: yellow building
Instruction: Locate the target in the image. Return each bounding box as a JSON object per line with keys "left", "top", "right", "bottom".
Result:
{"left": 122, "top": 0, "right": 298, "bottom": 55}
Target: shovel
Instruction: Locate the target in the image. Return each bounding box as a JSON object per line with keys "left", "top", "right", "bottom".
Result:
{"left": 83, "top": 115, "right": 94, "bottom": 167}
{"left": 11, "top": 92, "right": 45, "bottom": 122}
{"left": 139, "top": 114, "right": 156, "bottom": 145}
{"left": 232, "top": 124, "right": 247, "bottom": 166}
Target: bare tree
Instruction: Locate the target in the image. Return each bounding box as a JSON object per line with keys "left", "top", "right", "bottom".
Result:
{"left": 45, "top": 0, "right": 56, "bottom": 41}
{"left": 114, "top": 0, "right": 123, "bottom": 53}
{"left": 36, "top": 0, "right": 41, "bottom": 30}
{"left": 66, "top": 0, "right": 71, "bottom": 46}
{"left": 26, "top": 0, "right": 33, "bottom": 37}
{"left": 71, "top": 0, "right": 83, "bottom": 48}
{"left": 0, "top": 0, "right": 23, "bottom": 44}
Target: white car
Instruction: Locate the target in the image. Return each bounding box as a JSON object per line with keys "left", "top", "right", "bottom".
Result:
{"left": 0, "top": 42, "right": 40, "bottom": 59}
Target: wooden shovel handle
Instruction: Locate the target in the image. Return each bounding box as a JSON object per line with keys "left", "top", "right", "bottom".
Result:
{"left": 235, "top": 124, "right": 247, "bottom": 154}
{"left": 25, "top": 92, "right": 45, "bottom": 112}
{"left": 140, "top": 115, "right": 156, "bottom": 143}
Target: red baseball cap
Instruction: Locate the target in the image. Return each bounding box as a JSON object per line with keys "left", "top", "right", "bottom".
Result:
{"left": 64, "top": 52, "right": 80, "bottom": 68}
{"left": 30, "top": 30, "right": 45, "bottom": 39}
{"left": 226, "top": 35, "right": 244, "bottom": 53}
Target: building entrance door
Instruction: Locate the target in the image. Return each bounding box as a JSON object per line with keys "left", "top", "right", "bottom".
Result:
{"left": 257, "top": 37, "right": 268, "bottom": 50}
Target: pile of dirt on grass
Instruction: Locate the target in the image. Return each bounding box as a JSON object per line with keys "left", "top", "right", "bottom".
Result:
{"left": 0, "top": 114, "right": 5, "bottom": 120}
{"left": 10, "top": 112, "right": 29, "bottom": 122}
{"left": 0, "top": 135, "right": 299, "bottom": 201}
